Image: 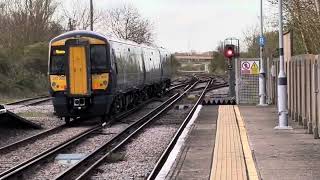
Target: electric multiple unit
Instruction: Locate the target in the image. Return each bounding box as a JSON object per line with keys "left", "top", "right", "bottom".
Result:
{"left": 48, "top": 30, "right": 171, "bottom": 123}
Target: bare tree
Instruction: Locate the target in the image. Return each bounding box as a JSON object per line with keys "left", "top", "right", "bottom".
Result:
{"left": 104, "top": 4, "right": 154, "bottom": 44}
{"left": 0, "top": 0, "right": 61, "bottom": 49}
{"left": 267, "top": 0, "right": 320, "bottom": 54}
{"left": 62, "top": 0, "right": 102, "bottom": 31}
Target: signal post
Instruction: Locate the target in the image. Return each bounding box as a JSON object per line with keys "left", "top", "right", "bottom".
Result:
{"left": 224, "top": 44, "right": 236, "bottom": 97}
{"left": 224, "top": 38, "right": 239, "bottom": 98}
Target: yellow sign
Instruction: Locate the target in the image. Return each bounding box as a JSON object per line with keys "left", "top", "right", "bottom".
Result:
{"left": 250, "top": 62, "right": 259, "bottom": 75}
{"left": 241, "top": 60, "right": 260, "bottom": 75}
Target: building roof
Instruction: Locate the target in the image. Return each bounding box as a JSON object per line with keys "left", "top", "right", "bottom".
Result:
{"left": 174, "top": 55, "right": 212, "bottom": 61}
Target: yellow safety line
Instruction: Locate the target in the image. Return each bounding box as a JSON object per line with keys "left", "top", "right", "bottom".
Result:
{"left": 210, "top": 105, "right": 247, "bottom": 180}
{"left": 234, "top": 105, "right": 259, "bottom": 180}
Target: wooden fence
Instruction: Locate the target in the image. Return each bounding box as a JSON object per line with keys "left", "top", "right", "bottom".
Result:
{"left": 267, "top": 55, "right": 320, "bottom": 138}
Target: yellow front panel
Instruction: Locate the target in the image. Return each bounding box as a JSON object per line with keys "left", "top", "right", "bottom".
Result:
{"left": 92, "top": 73, "right": 109, "bottom": 90}
{"left": 50, "top": 75, "right": 67, "bottom": 91}
{"left": 69, "top": 46, "right": 88, "bottom": 95}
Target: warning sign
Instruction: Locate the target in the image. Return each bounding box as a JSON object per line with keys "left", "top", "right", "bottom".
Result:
{"left": 241, "top": 61, "right": 260, "bottom": 75}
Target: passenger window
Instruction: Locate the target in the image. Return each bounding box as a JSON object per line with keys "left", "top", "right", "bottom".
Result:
{"left": 91, "top": 45, "right": 107, "bottom": 72}
{"left": 112, "top": 49, "right": 118, "bottom": 74}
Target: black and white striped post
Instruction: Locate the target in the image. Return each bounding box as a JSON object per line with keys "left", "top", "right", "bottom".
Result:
{"left": 275, "top": 0, "right": 291, "bottom": 129}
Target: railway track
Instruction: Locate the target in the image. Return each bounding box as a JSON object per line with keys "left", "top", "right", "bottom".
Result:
{"left": 148, "top": 79, "right": 211, "bottom": 179}
{"left": 0, "top": 124, "right": 66, "bottom": 153}
{"left": 5, "top": 96, "right": 52, "bottom": 107}
{"left": 53, "top": 81, "right": 199, "bottom": 180}
{"left": 0, "top": 83, "right": 193, "bottom": 180}
{"left": 0, "top": 95, "right": 162, "bottom": 178}
{"left": 0, "top": 75, "right": 213, "bottom": 179}
{"left": 0, "top": 80, "right": 191, "bottom": 154}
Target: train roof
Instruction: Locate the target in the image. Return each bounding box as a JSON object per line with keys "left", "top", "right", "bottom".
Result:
{"left": 50, "top": 30, "right": 169, "bottom": 53}
{"left": 50, "top": 30, "right": 107, "bottom": 43}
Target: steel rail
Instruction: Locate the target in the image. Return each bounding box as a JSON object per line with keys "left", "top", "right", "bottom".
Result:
{"left": 5, "top": 96, "right": 51, "bottom": 106}
{"left": 0, "top": 125, "right": 65, "bottom": 153}
{"left": 0, "top": 125, "right": 101, "bottom": 179}
{"left": 147, "top": 80, "right": 211, "bottom": 180}
{"left": 54, "top": 82, "right": 198, "bottom": 180}
{"left": 0, "top": 97, "right": 159, "bottom": 180}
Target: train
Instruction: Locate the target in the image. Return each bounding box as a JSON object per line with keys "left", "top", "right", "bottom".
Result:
{"left": 48, "top": 30, "right": 172, "bottom": 123}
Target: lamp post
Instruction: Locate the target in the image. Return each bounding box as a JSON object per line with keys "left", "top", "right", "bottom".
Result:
{"left": 90, "top": 0, "right": 93, "bottom": 31}
{"left": 258, "top": 0, "right": 267, "bottom": 106}
{"left": 275, "top": 0, "right": 291, "bottom": 129}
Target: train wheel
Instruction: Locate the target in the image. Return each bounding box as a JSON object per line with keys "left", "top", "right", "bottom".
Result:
{"left": 111, "top": 97, "right": 121, "bottom": 114}
{"left": 65, "top": 117, "right": 71, "bottom": 124}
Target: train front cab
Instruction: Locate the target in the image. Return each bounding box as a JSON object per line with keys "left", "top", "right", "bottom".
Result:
{"left": 49, "top": 33, "right": 113, "bottom": 121}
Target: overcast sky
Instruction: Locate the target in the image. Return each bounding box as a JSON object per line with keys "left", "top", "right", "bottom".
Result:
{"left": 92, "top": 0, "right": 269, "bottom": 53}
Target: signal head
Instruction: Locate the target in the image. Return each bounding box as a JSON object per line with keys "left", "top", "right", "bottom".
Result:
{"left": 224, "top": 44, "right": 235, "bottom": 59}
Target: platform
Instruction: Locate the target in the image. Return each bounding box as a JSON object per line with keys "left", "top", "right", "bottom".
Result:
{"left": 165, "top": 105, "right": 320, "bottom": 180}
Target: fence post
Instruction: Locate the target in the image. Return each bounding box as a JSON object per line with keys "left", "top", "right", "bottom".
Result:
{"left": 312, "top": 59, "right": 319, "bottom": 138}
{"left": 293, "top": 59, "right": 298, "bottom": 122}
{"left": 302, "top": 59, "right": 307, "bottom": 127}
{"left": 307, "top": 57, "right": 313, "bottom": 134}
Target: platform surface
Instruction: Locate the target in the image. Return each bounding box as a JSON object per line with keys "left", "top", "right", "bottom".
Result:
{"left": 167, "top": 106, "right": 218, "bottom": 179}
{"left": 240, "top": 105, "right": 320, "bottom": 180}
{"left": 166, "top": 105, "right": 320, "bottom": 180}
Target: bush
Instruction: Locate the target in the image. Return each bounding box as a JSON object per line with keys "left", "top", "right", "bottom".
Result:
{"left": 0, "top": 43, "right": 49, "bottom": 98}
{"left": 210, "top": 52, "right": 227, "bottom": 75}
{"left": 23, "top": 42, "right": 49, "bottom": 74}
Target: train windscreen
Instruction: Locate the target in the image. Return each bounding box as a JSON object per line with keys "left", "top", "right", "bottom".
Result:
{"left": 91, "top": 45, "right": 108, "bottom": 72}
{"left": 50, "top": 47, "right": 66, "bottom": 74}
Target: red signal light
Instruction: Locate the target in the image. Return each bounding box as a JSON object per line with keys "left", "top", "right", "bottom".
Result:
{"left": 224, "top": 45, "right": 235, "bottom": 59}
{"left": 227, "top": 49, "right": 233, "bottom": 56}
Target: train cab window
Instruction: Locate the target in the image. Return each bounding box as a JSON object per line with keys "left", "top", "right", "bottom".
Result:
{"left": 91, "top": 45, "right": 108, "bottom": 72}
{"left": 50, "top": 47, "right": 66, "bottom": 74}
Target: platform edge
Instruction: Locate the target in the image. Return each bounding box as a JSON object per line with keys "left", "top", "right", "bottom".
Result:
{"left": 234, "top": 105, "right": 260, "bottom": 180}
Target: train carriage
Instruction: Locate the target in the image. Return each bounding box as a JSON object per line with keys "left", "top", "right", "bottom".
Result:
{"left": 48, "top": 30, "right": 171, "bottom": 123}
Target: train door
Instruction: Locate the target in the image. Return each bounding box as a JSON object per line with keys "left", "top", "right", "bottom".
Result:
{"left": 66, "top": 40, "right": 90, "bottom": 96}
{"left": 69, "top": 46, "right": 88, "bottom": 95}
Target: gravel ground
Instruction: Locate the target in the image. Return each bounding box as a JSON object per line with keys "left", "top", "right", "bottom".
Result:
{"left": 0, "top": 128, "right": 43, "bottom": 148}
{"left": 6, "top": 104, "right": 54, "bottom": 114}
{"left": 0, "top": 88, "right": 184, "bottom": 179}
{"left": 24, "top": 126, "right": 125, "bottom": 180}
{"left": 205, "top": 86, "right": 229, "bottom": 97}
{"left": 88, "top": 98, "right": 194, "bottom": 179}
{"left": 92, "top": 125, "right": 178, "bottom": 180}
{"left": 21, "top": 99, "right": 171, "bottom": 180}
{"left": 0, "top": 102, "right": 63, "bottom": 148}
{"left": 193, "top": 82, "right": 207, "bottom": 90}
{"left": 0, "top": 126, "right": 91, "bottom": 173}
